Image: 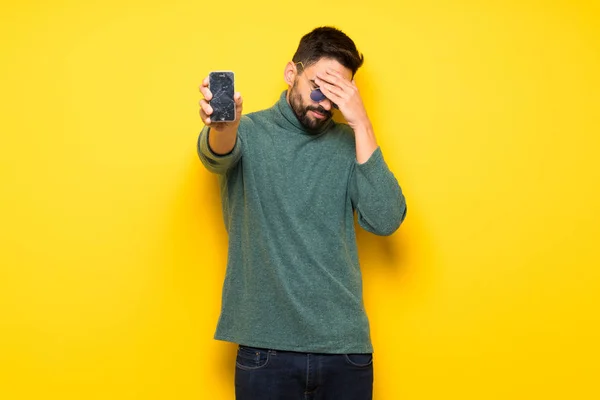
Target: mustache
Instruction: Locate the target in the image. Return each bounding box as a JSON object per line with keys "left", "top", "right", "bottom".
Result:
{"left": 306, "top": 106, "right": 332, "bottom": 118}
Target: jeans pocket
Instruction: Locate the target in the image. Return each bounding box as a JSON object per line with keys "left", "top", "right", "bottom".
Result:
{"left": 344, "top": 353, "right": 374, "bottom": 368}
{"left": 236, "top": 345, "right": 271, "bottom": 370}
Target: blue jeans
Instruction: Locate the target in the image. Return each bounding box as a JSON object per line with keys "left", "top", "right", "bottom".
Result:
{"left": 234, "top": 345, "right": 374, "bottom": 400}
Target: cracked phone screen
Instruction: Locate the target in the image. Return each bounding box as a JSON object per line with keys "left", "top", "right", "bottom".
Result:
{"left": 209, "top": 72, "right": 235, "bottom": 122}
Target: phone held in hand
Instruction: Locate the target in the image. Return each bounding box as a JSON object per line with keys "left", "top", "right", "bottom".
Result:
{"left": 208, "top": 71, "right": 236, "bottom": 122}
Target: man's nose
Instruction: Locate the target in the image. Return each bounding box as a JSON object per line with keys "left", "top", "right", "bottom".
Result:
{"left": 319, "top": 98, "right": 333, "bottom": 111}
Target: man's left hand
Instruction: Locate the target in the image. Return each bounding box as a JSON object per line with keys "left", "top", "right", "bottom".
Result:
{"left": 315, "top": 69, "right": 370, "bottom": 130}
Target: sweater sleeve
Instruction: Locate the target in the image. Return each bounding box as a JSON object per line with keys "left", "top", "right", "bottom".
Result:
{"left": 196, "top": 123, "right": 243, "bottom": 174}
{"left": 349, "top": 147, "right": 407, "bottom": 236}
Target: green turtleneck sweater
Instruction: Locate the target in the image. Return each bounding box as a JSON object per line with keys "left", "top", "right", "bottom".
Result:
{"left": 197, "top": 91, "right": 407, "bottom": 353}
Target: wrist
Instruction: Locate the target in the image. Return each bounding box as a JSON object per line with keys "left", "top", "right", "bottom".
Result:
{"left": 351, "top": 119, "right": 373, "bottom": 136}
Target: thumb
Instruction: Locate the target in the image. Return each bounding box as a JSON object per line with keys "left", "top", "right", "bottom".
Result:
{"left": 234, "top": 92, "right": 243, "bottom": 105}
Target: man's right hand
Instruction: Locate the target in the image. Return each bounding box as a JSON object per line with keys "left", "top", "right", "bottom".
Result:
{"left": 199, "top": 76, "right": 243, "bottom": 154}
{"left": 199, "top": 76, "right": 243, "bottom": 131}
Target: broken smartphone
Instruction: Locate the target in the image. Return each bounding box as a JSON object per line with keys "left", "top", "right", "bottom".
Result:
{"left": 208, "top": 71, "right": 236, "bottom": 122}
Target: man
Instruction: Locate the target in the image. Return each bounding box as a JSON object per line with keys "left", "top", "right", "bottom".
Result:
{"left": 197, "top": 26, "right": 407, "bottom": 400}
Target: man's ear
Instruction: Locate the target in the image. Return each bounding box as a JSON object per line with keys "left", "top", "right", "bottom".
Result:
{"left": 284, "top": 61, "right": 297, "bottom": 86}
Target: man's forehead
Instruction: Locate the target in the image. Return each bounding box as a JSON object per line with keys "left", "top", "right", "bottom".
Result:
{"left": 306, "top": 59, "right": 352, "bottom": 79}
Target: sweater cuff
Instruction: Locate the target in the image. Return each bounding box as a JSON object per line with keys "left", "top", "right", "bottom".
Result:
{"left": 355, "top": 147, "right": 385, "bottom": 176}
{"left": 198, "top": 125, "right": 241, "bottom": 161}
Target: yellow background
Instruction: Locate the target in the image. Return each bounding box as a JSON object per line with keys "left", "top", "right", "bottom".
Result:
{"left": 1, "top": 0, "right": 599, "bottom": 399}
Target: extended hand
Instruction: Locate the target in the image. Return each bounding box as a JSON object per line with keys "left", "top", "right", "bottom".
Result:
{"left": 198, "top": 76, "right": 243, "bottom": 132}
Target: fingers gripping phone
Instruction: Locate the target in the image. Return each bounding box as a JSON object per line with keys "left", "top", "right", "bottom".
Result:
{"left": 208, "top": 71, "right": 236, "bottom": 122}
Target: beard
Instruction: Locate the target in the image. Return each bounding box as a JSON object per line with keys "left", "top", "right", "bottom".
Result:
{"left": 289, "top": 83, "right": 333, "bottom": 132}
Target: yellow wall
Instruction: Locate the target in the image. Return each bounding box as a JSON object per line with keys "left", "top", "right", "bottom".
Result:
{"left": 1, "top": 0, "right": 599, "bottom": 399}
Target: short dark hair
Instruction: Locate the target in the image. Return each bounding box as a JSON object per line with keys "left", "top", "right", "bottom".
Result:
{"left": 292, "top": 26, "right": 364, "bottom": 76}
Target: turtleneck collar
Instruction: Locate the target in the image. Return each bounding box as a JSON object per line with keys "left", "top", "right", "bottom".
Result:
{"left": 275, "top": 90, "right": 334, "bottom": 136}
